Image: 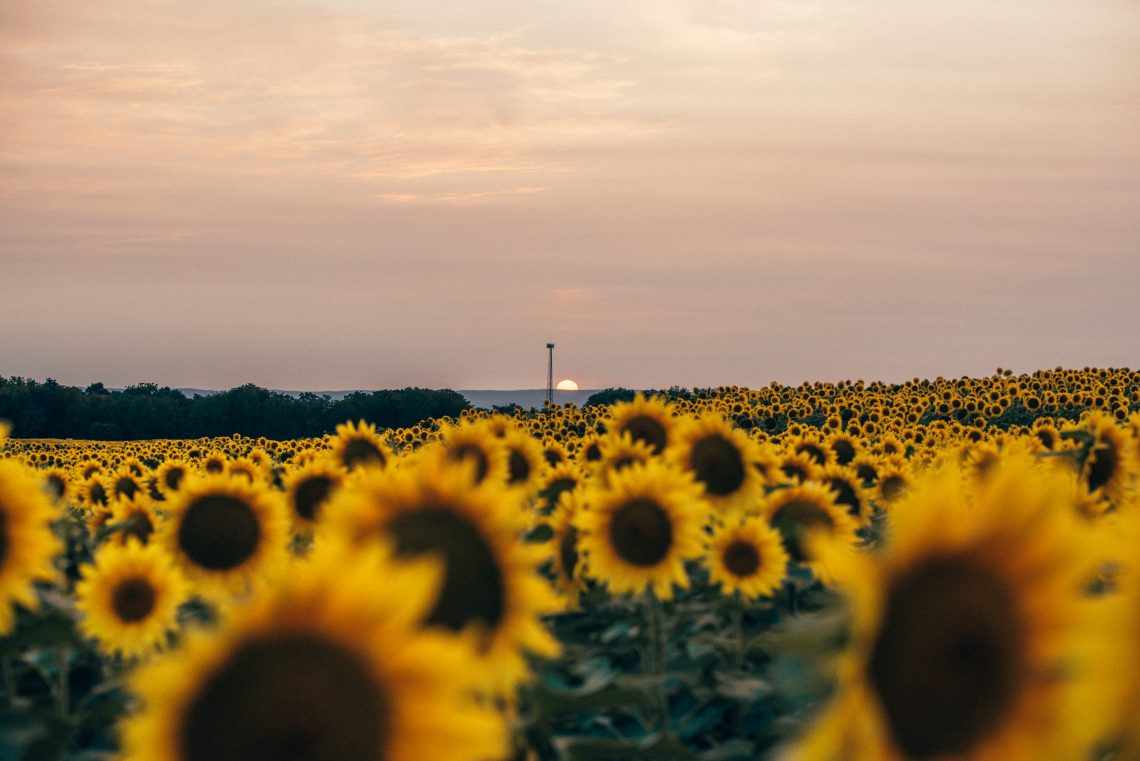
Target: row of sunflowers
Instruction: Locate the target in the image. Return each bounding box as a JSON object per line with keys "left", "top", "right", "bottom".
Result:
{"left": 1, "top": 366, "right": 1140, "bottom": 760}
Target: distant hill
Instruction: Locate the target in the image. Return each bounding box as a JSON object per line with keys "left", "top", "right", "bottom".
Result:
{"left": 174, "top": 388, "right": 597, "bottom": 410}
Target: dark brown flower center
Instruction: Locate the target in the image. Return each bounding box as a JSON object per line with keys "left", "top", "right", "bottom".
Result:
{"left": 178, "top": 495, "right": 262, "bottom": 571}
{"left": 293, "top": 476, "right": 335, "bottom": 523}
{"left": 559, "top": 525, "right": 579, "bottom": 581}
{"left": 769, "top": 499, "right": 834, "bottom": 562}
{"left": 1087, "top": 439, "right": 1119, "bottom": 493}
{"left": 46, "top": 474, "right": 67, "bottom": 501}
{"left": 722, "top": 539, "right": 760, "bottom": 577}
{"left": 114, "top": 476, "right": 140, "bottom": 500}
{"left": 180, "top": 633, "right": 388, "bottom": 761}
{"left": 121, "top": 511, "right": 155, "bottom": 545}
{"left": 880, "top": 475, "right": 907, "bottom": 502}
{"left": 609, "top": 498, "right": 673, "bottom": 567}
{"left": 689, "top": 434, "right": 746, "bottom": 496}
{"left": 621, "top": 415, "right": 668, "bottom": 455}
{"left": 825, "top": 477, "right": 861, "bottom": 518}
{"left": 112, "top": 577, "right": 156, "bottom": 623}
{"left": 164, "top": 466, "right": 186, "bottom": 492}
{"left": 868, "top": 556, "right": 1025, "bottom": 759}
{"left": 449, "top": 444, "right": 489, "bottom": 484}
{"left": 507, "top": 449, "right": 531, "bottom": 485}
{"left": 832, "top": 439, "right": 856, "bottom": 465}
{"left": 342, "top": 438, "right": 386, "bottom": 471}
{"left": 386, "top": 507, "right": 505, "bottom": 635}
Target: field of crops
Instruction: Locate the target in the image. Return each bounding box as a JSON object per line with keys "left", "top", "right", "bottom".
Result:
{"left": 2, "top": 367, "right": 1139, "bottom": 761}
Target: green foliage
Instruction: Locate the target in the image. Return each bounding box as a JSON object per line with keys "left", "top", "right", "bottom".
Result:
{"left": 0, "top": 378, "right": 469, "bottom": 440}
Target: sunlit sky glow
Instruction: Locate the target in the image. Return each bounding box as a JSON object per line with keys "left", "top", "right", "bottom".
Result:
{"left": 3, "top": 1, "right": 1138, "bottom": 390}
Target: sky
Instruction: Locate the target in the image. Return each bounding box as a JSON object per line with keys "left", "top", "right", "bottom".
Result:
{"left": 2, "top": 0, "right": 1139, "bottom": 391}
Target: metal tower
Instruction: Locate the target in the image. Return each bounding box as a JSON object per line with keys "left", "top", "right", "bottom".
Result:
{"left": 546, "top": 343, "right": 555, "bottom": 406}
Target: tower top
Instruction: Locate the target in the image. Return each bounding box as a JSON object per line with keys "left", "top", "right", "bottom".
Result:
{"left": 546, "top": 342, "right": 555, "bottom": 349}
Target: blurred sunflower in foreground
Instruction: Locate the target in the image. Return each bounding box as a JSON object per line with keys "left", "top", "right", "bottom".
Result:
{"left": 790, "top": 455, "right": 1108, "bottom": 761}
{"left": 118, "top": 542, "right": 506, "bottom": 761}
{"left": 0, "top": 458, "right": 61, "bottom": 633}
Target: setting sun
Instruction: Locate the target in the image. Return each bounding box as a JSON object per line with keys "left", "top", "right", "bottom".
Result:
{"left": 556, "top": 379, "right": 579, "bottom": 391}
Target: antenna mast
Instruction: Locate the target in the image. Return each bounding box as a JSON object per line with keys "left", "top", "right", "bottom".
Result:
{"left": 546, "top": 343, "right": 555, "bottom": 406}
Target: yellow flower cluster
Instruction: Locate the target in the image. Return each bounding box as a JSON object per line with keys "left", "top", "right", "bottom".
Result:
{"left": 1, "top": 366, "right": 1139, "bottom": 760}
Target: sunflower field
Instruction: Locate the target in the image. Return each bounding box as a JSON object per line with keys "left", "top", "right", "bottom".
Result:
{"left": 2, "top": 367, "right": 1140, "bottom": 761}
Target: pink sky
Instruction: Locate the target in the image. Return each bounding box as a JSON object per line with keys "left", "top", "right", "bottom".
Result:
{"left": 2, "top": 0, "right": 1139, "bottom": 390}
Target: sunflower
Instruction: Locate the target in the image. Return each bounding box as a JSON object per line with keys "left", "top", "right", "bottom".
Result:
{"left": 535, "top": 462, "right": 582, "bottom": 516}
{"left": 76, "top": 538, "right": 189, "bottom": 658}
{"left": 499, "top": 427, "right": 545, "bottom": 492}
{"left": 547, "top": 489, "right": 586, "bottom": 607}
{"left": 606, "top": 394, "right": 679, "bottom": 456}
{"left": 117, "top": 540, "right": 507, "bottom": 761}
{"left": 706, "top": 516, "right": 788, "bottom": 600}
{"left": 760, "top": 482, "right": 859, "bottom": 584}
{"left": 596, "top": 432, "right": 659, "bottom": 485}
{"left": 669, "top": 414, "right": 764, "bottom": 519}
{"left": 794, "top": 455, "right": 1106, "bottom": 761}
{"left": 154, "top": 458, "right": 191, "bottom": 499}
{"left": 160, "top": 475, "right": 289, "bottom": 597}
{"left": 1078, "top": 412, "right": 1133, "bottom": 504}
{"left": 79, "top": 474, "right": 110, "bottom": 510}
{"left": 283, "top": 458, "right": 346, "bottom": 531}
{"left": 576, "top": 460, "right": 707, "bottom": 599}
{"left": 108, "top": 467, "right": 146, "bottom": 502}
{"left": 108, "top": 493, "right": 161, "bottom": 546}
{"left": 331, "top": 420, "right": 392, "bottom": 472}
{"left": 437, "top": 420, "right": 507, "bottom": 486}
{"left": 322, "top": 451, "right": 560, "bottom": 690}
{"left": 0, "top": 459, "right": 61, "bottom": 633}
{"left": 819, "top": 464, "right": 871, "bottom": 524}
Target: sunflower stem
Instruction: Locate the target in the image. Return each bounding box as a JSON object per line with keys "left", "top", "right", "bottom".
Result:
{"left": 645, "top": 591, "right": 670, "bottom": 737}
{"left": 732, "top": 597, "right": 745, "bottom": 670}
{"left": 1, "top": 656, "right": 13, "bottom": 703}
{"left": 784, "top": 580, "right": 797, "bottom": 616}
{"left": 56, "top": 648, "right": 69, "bottom": 718}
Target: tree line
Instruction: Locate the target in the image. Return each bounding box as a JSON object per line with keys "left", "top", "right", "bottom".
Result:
{"left": 0, "top": 377, "right": 470, "bottom": 440}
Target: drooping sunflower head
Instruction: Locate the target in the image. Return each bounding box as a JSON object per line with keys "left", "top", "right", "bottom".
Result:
{"left": 118, "top": 540, "right": 508, "bottom": 761}
{"left": 0, "top": 459, "right": 62, "bottom": 633}
{"left": 576, "top": 460, "right": 708, "bottom": 599}
{"left": 322, "top": 456, "right": 560, "bottom": 690}
{"left": 161, "top": 475, "right": 290, "bottom": 597}
{"left": 706, "top": 516, "right": 788, "bottom": 600}
{"left": 669, "top": 414, "right": 764, "bottom": 518}
{"left": 331, "top": 420, "right": 392, "bottom": 473}
{"left": 546, "top": 489, "right": 586, "bottom": 607}
{"left": 76, "top": 538, "right": 189, "bottom": 658}
{"left": 606, "top": 394, "right": 679, "bottom": 456}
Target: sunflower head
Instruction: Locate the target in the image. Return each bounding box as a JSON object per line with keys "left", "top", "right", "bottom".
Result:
{"left": 798, "top": 454, "right": 1109, "bottom": 761}
{"left": 118, "top": 540, "right": 508, "bottom": 761}
{"left": 161, "top": 475, "right": 289, "bottom": 597}
{"left": 606, "top": 394, "right": 678, "bottom": 456}
{"left": 332, "top": 420, "right": 392, "bottom": 473}
{"left": 576, "top": 460, "right": 707, "bottom": 599}
{"left": 322, "top": 454, "right": 560, "bottom": 690}
{"left": 762, "top": 481, "right": 859, "bottom": 584}
{"left": 670, "top": 414, "right": 763, "bottom": 518}
{"left": 0, "top": 459, "right": 62, "bottom": 633}
{"left": 76, "top": 538, "right": 189, "bottom": 658}
{"left": 706, "top": 516, "right": 788, "bottom": 600}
